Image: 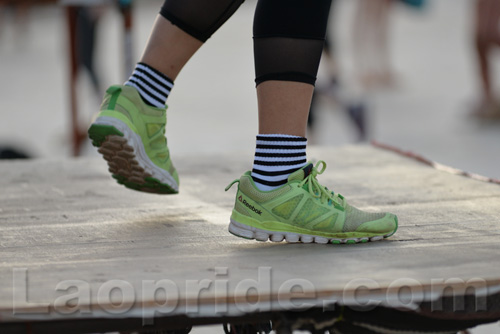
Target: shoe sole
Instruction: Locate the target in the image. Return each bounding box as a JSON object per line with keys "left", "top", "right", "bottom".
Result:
{"left": 88, "top": 116, "right": 178, "bottom": 194}
{"left": 228, "top": 218, "right": 397, "bottom": 245}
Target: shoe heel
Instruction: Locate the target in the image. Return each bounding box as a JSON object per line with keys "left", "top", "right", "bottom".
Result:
{"left": 228, "top": 220, "right": 256, "bottom": 240}
{"left": 88, "top": 123, "right": 124, "bottom": 147}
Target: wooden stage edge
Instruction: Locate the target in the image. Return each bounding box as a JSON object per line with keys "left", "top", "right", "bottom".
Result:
{"left": 1, "top": 144, "right": 500, "bottom": 333}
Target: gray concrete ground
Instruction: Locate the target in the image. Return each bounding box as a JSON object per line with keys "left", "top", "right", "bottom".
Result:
{"left": 1, "top": 0, "right": 499, "bottom": 332}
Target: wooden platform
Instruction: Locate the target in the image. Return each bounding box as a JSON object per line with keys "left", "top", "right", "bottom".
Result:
{"left": 1, "top": 145, "right": 500, "bottom": 333}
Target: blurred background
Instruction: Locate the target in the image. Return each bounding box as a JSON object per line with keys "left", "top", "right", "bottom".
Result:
{"left": 0, "top": 0, "right": 499, "bottom": 180}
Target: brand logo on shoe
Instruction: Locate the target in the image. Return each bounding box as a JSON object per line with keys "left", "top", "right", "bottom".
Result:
{"left": 239, "top": 196, "right": 262, "bottom": 215}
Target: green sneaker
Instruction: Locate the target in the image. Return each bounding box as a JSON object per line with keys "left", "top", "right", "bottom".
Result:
{"left": 88, "top": 85, "right": 179, "bottom": 194}
{"left": 225, "top": 161, "right": 397, "bottom": 244}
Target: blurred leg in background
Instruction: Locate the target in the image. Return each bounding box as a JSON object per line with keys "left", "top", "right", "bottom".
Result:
{"left": 474, "top": 0, "right": 500, "bottom": 119}
{"left": 308, "top": 1, "right": 368, "bottom": 142}
{"left": 76, "top": 6, "right": 105, "bottom": 99}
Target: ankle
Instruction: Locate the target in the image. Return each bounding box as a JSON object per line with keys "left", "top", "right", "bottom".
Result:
{"left": 251, "top": 134, "right": 307, "bottom": 191}
{"left": 124, "top": 62, "right": 174, "bottom": 108}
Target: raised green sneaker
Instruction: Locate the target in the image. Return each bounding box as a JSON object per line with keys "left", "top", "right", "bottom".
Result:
{"left": 225, "top": 161, "right": 397, "bottom": 244}
{"left": 88, "top": 85, "right": 179, "bottom": 194}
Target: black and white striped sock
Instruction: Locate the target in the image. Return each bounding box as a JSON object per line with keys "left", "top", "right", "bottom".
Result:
{"left": 251, "top": 134, "right": 307, "bottom": 191}
{"left": 125, "top": 62, "right": 174, "bottom": 108}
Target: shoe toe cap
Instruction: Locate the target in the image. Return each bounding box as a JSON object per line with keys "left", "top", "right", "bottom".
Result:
{"left": 355, "top": 213, "right": 398, "bottom": 236}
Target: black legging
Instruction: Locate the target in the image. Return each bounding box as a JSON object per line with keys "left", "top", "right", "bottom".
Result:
{"left": 160, "top": 0, "right": 332, "bottom": 86}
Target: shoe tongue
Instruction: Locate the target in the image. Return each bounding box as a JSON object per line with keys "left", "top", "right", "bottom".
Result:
{"left": 288, "top": 163, "right": 314, "bottom": 182}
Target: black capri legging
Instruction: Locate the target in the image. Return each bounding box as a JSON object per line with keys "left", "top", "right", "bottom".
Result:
{"left": 160, "top": 0, "right": 332, "bottom": 86}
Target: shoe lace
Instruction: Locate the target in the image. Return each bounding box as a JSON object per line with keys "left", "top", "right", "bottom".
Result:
{"left": 298, "top": 161, "right": 345, "bottom": 210}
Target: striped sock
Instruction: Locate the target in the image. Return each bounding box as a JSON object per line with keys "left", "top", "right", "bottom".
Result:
{"left": 125, "top": 62, "right": 174, "bottom": 108}
{"left": 251, "top": 134, "right": 307, "bottom": 191}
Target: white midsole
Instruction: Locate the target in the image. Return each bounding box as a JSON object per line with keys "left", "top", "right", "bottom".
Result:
{"left": 94, "top": 116, "right": 178, "bottom": 192}
{"left": 229, "top": 219, "right": 385, "bottom": 244}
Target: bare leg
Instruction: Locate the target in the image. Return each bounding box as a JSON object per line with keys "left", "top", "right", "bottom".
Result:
{"left": 140, "top": 14, "right": 317, "bottom": 139}
{"left": 257, "top": 81, "right": 314, "bottom": 137}
{"left": 140, "top": 15, "right": 203, "bottom": 81}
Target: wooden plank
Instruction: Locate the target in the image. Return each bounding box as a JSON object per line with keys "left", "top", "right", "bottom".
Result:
{"left": 0, "top": 146, "right": 499, "bottom": 322}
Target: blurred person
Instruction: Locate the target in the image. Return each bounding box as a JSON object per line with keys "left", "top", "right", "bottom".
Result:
{"left": 309, "top": 0, "right": 368, "bottom": 142}
{"left": 473, "top": 0, "right": 500, "bottom": 118}
{"left": 87, "top": 0, "right": 398, "bottom": 244}
{"left": 75, "top": 6, "right": 106, "bottom": 98}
